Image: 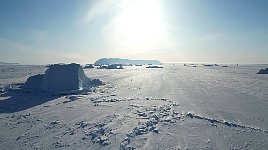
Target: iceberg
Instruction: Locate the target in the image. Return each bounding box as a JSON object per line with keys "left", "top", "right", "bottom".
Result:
{"left": 23, "top": 63, "right": 101, "bottom": 94}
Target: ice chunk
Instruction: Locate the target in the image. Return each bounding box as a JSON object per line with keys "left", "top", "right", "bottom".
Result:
{"left": 23, "top": 63, "right": 102, "bottom": 94}
{"left": 257, "top": 68, "right": 268, "bottom": 74}
{"left": 83, "top": 64, "right": 94, "bottom": 69}
{"left": 22, "top": 74, "right": 43, "bottom": 90}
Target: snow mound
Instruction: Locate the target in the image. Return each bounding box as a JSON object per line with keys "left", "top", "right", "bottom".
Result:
{"left": 23, "top": 63, "right": 102, "bottom": 93}
{"left": 257, "top": 68, "right": 268, "bottom": 74}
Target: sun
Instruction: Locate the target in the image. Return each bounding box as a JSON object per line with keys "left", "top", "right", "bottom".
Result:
{"left": 114, "top": 0, "right": 165, "bottom": 52}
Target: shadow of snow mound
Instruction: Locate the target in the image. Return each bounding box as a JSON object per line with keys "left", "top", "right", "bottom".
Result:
{"left": 0, "top": 90, "right": 60, "bottom": 113}
{"left": 0, "top": 83, "right": 23, "bottom": 93}
{"left": 23, "top": 63, "right": 103, "bottom": 94}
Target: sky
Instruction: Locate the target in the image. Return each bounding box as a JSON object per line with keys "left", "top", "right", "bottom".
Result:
{"left": 0, "top": 0, "right": 267, "bottom": 64}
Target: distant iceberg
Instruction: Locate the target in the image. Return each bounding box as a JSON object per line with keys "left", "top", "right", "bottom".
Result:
{"left": 83, "top": 64, "right": 94, "bottom": 69}
{"left": 203, "top": 64, "right": 213, "bottom": 67}
{"left": 23, "top": 63, "right": 102, "bottom": 94}
{"left": 0, "top": 62, "right": 19, "bottom": 65}
{"left": 146, "top": 66, "right": 163, "bottom": 68}
{"left": 94, "top": 58, "right": 162, "bottom": 66}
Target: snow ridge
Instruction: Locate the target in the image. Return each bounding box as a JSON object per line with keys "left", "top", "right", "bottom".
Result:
{"left": 185, "top": 112, "right": 268, "bottom": 133}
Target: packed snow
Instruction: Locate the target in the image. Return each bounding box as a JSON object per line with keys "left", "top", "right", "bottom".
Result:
{"left": 0, "top": 64, "right": 268, "bottom": 149}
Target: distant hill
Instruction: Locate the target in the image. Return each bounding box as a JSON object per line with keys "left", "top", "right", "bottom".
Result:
{"left": 94, "top": 58, "right": 162, "bottom": 66}
{"left": 0, "top": 62, "right": 19, "bottom": 65}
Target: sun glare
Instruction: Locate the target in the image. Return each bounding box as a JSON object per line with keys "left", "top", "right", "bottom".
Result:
{"left": 115, "top": 0, "right": 164, "bottom": 51}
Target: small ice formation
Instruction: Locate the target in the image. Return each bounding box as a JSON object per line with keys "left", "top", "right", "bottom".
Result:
{"left": 203, "top": 64, "right": 213, "bottom": 67}
{"left": 23, "top": 63, "right": 102, "bottom": 94}
{"left": 146, "top": 66, "right": 163, "bottom": 68}
{"left": 83, "top": 64, "right": 94, "bottom": 69}
{"left": 257, "top": 68, "right": 268, "bottom": 74}
{"left": 107, "top": 64, "right": 124, "bottom": 69}
{"left": 97, "top": 64, "right": 124, "bottom": 69}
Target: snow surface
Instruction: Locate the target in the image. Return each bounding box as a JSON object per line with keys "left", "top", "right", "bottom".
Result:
{"left": 0, "top": 64, "right": 268, "bottom": 149}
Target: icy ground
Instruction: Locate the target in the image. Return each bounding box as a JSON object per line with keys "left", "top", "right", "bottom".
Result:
{"left": 0, "top": 64, "right": 268, "bottom": 150}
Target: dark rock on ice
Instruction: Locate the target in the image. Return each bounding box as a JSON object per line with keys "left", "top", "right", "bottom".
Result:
{"left": 83, "top": 64, "right": 94, "bottom": 69}
{"left": 146, "top": 66, "right": 163, "bottom": 68}
{"left": 257, "top": 68, "right": 268, "bottom": 74}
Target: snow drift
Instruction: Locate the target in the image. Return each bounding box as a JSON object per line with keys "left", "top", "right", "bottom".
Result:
{"left": 23, "top": 63, "right": 102, "bottom": 93}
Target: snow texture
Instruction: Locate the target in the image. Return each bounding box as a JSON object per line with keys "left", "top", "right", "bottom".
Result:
{"left": 0, "top": 64, "right": 268, "bottom": 150}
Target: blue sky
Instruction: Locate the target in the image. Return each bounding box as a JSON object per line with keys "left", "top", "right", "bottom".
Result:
{"left": 0, "top": 0, "right": 267, "bottom": 64}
